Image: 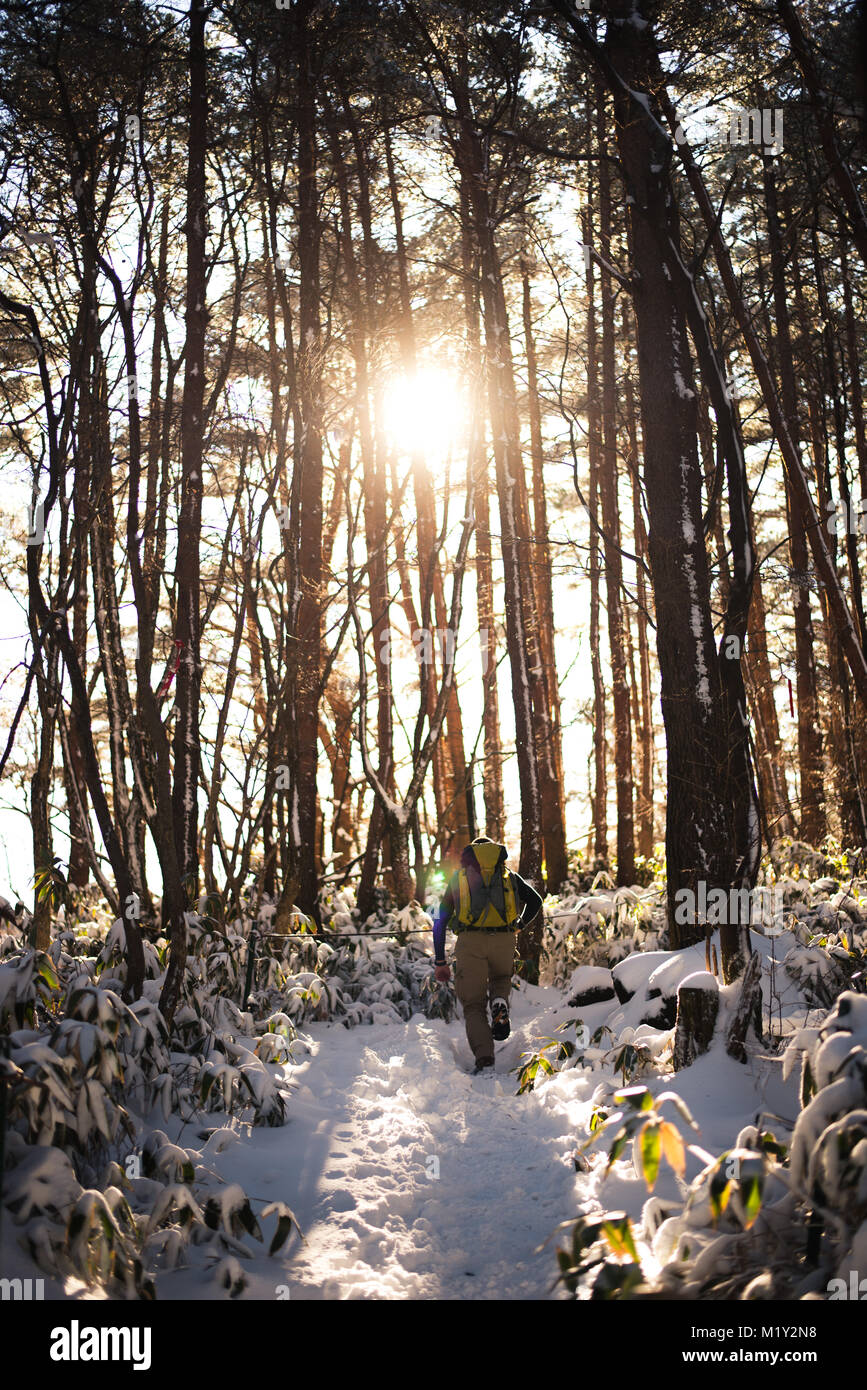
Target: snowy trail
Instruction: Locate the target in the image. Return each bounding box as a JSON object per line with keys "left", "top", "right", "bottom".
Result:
{"left": 179, "top": 985, "right": 592, "bottom": 1300}
{"left": 3, "top": 950, "right": 802, "bottom": 1303}
{"left": 151, "top": 961, "right": 799, "bottom": 1302}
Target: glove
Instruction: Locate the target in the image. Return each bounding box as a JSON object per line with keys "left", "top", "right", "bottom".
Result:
{"left": 434, "top": 961, "right": 451, "bottom": 983}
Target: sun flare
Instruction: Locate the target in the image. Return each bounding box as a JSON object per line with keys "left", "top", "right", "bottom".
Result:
{"left": 381, "top": 365, "right": 466, "bottom": 462}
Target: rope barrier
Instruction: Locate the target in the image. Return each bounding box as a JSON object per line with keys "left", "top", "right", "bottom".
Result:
{"left": 242, "top": 927, "right": 435, "bottom": 941}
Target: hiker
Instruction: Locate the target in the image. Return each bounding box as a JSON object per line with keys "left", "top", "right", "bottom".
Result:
{"left": 432, "top": 836, "right": 543, "bottom": 1074}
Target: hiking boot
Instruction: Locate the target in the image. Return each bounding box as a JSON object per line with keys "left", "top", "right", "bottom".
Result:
{"left": 490, "top": 997, "right": 510, "bottom": 1041}
{"left": 473, "top": 1057, "right": 494, "bottom": 1075}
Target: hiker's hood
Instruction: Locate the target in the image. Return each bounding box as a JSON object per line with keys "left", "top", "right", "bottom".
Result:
{"left": 461, "top": 837, "right": 508, "bottom": 874}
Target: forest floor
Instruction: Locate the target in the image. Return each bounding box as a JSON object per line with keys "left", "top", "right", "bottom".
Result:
{"left": 149, "top": 971, "right": 798, "bottom": 1301}
{"left": 1, "top": 914, "right": 815, "bottom": 1301}
{"left": 157, "top": 981, "right": 586, "bottom": 1300}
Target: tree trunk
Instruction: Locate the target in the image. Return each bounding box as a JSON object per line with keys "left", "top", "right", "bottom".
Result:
{"left": 745, "top": 566, "right": 796, "bottom": 836}
{"left": 521, "top": 255, "right": 568, "bottom": 889}
{"left": 673, "top": 975, "right": 720, "bottom": 1071}
{"left": 290, "top": 0, "right": 325, "bottom": 921}
{"left": 624, "top": 349, "right": 655, "bottom": 858}
{"left": 457, "top": 118, "right": 543, "bottom": 888}
{"left": 762, "top": 155, "right": 827, "bottom": 843}
{"left": 383, "top": 120, "right": 471, "bottom": 860}
{"left": 460, "top": 179, "right": 505, "bottom": 845}
{"left": 597, "top": 90, "right": 635, "bottom": 885}
{"left": 64, "top": 461, "right": 91, "bottom": 889}
{"left": 600, "top": 5, "right": 737, "bottom": 944}
{"left": 326, "top": 96, "right": 391, "bottom": 919}
{"left": 162, "top": 0, "right": 208, "bottom": 1020}
{"left": 584, "top": 204, "right": 609, "bottom": 865}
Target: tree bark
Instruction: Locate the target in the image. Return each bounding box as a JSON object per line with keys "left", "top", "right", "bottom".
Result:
{"left": 589, "top": 4, "right": 738, "bottom": 946}
{"left": 456, "top": 116, "right": 543, "bottom": 888}
{"left": 521, "top": 255, "right": 568, "bottom": 889}
{"left": 461, "top": 178, "right": 505, "bottom": 846}
{"left": 673, "top": 976, "right": 720, "bottom": 1071}
{"left": 162, "top": 0, "right": 208, "bottom": 1020}
{"left": 584, "top": 204, "right": 609, "bottom": 865}
{"left": 762, "top": 155, "right": 827, "bottom": 843}
{"left": 624, "top": 347, "right": 655, "bottom": 858}
{"left": 290, "top": 0, "right": 325, "bottom": 921}
{"left": 597, "top": 89, "right": 635, "bottom": 885}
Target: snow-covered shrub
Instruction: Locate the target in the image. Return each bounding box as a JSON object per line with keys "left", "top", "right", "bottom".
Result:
{"left": 0, "top": 918, "right": 301, "bottom": 1298}
{"left": 0, "top": 948, "right": 61, "bottom": 1027}
{"left": 4, "top": 1116, "right": 301, "bottom": 1298}
{"left": 556, "top": 1108, "right": 790, "bottom": 1300}
{"left": 418, "top": 974, "right": 458, "bottom": 1022}
{"left": 5, "top": 1139, "right": 154, "bottom": 1298}
{"left": 541, "top": 881, "right": 666, "bottom": 988}
{"left": 783, "top": 993, "right": 867, "bottom": 1281}
{"left": 516, "top": 1016, "right": 673, "bottom": 1095}
{"left": 0, "top": 875, "right": 455, "bottom": 1298}
{"left": 195, "top": 1048, "right": 289, "bottom": 1127}
{"left": 769, "top": 837, "right": 835, "bottom": 880}
{"left": 556, "top": 990, "right": 867, "bottom": 1299}
{"left": 782, "top": 944, "right": 851, "bottom": 1008}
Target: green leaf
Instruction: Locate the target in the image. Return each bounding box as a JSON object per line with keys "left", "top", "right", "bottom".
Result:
{"left": 67, "top": 1210, "right": 87, "bottom": 1242}
{"left": 35, "top": 954, "right": 59, "bottom": 990}
{"left": 740, "top": 1173, "right": 764, "bottom": 1229}
{"left": 801, "top": 1057, "right": 816, "bottom": 1109}
{"left": 615, "top": 1085, "right": 652, "bottom": 1111}
{"left": 556, "top": 1247, "right": 579, "bottom": 1294}
{"left": 591, "top": 1260, "right": 643, "bottom": 1300}
{"left": 605, "top": 1130, "right": 628, "bottom": 1173}
{"left": 640, "top": 1123, "right": 661, "bottom": 1189}
{"left": 709, "top": 1166, "right": 733, "bottom": 1225}
{"left": 97, "top": 1207, "right": 116, "bottom": 1246}
{"left": 601, "top": 1215, "right": 639, "bottom": 1263}
{"left": 572, "top": 1217, "right": 604, "bottom": 1255}
{"left": 759, "top": 1131, "right": 787, "bottom": 1162}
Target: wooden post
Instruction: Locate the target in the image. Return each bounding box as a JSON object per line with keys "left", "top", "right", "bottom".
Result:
{"left": 673, "top": 972, "right": 720, "bottom": 1070}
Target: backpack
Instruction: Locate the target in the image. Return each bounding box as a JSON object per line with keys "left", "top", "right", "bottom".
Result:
{"left": 455, "top": 841, "right": 519, "bottom": 928}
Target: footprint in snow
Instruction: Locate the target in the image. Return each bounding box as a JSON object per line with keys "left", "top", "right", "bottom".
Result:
{"left": 328, "top": 1190, "right": 356, "bottom": 1212}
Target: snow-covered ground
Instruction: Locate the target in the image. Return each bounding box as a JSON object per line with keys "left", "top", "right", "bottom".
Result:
{"left": 1, "top": 883, "right": 847, "bottom": 1301}
{"left": 146, "top": 973, "right": 796, "bottom": 1300}
{"left": 153, "top": 982, "right": 588, "bottom": 1300}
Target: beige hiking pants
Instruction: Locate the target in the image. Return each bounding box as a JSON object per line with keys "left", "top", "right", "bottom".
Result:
{"left": 454, "top": 929, "right": 517, "bottom": 1062}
